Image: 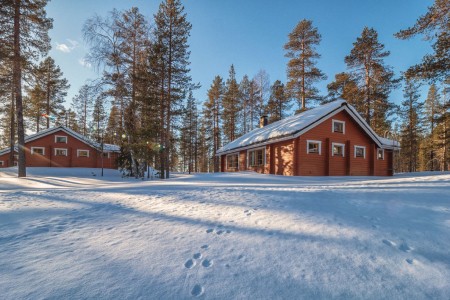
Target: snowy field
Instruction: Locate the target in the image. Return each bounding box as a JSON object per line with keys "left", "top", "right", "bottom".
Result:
{"left": 0, "top": 168, "right": 449, "bottom": 299}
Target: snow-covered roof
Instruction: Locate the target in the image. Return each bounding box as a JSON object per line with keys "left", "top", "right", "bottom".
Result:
{"left": 217, "top": 100, "right": 399, "bottom": 155}
{"left": 0, "top": 126, "right": 120, "bottom": 155}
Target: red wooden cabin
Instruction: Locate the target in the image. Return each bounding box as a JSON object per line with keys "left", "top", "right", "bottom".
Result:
{"left": 217, "top": 100, "right": 399, "bottom": 176}
{"left": 0, "top": 126, "right": 120, "bottom": 169}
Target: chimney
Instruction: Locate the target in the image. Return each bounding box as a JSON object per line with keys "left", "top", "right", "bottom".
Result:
{"left": 260, "top": 115, "right": 268, "bottom": 128}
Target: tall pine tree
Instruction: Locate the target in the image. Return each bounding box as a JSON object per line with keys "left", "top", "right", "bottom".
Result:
{"left": 284, "top": 19, "right": 326, "bottom": 112}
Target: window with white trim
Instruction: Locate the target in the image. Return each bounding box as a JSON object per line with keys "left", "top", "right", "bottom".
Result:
{"left": 332, "top": 120, "right": 345, "bottom": 133}
{"left": 0, "top": 161, "right": 4, "bottom": 166}
{"left": 248, "top": 148, "right": 265, "bottom": 167}
{"left": 377, "top": 149, "right": 384, "bottom": 160}
{"left": 332, "top": 143, "right": 345, "bottom": 157}
{"left": 226, "top": 153, "right": 239, "bottom": 170}
{"left": 54, "top": 148, "right": 68, "bottom": 156}
{"left": 77, "top": 150, "right": 89, "bottom": 157}
{"left": 307, "top": 140, "right": 322, "bottom": 155}
{"left": 102, "top": 152, "right": 110, "bottom": 158}
{"left": 55, "top": 135, "right": 68, "bottom": 143}
{"left": 354, "top": 146, "right": 366, "bottom": 158}
{"left": 31, "top": 147, "right": 45, "bottom": 155}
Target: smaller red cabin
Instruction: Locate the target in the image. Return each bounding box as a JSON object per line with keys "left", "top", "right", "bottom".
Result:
{"left": 0, "top": 126, "right": 120, "bottom": 169}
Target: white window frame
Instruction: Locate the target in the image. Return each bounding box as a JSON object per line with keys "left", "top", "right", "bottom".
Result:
{"left": 77, "top": 149, "right": 90, "bottom": 158}
{"left": 354, "top": 145, "right": 366, "bottom": 158}
{"left": 377, "top": 148, "right": 384, "bottom": 160}
{"left": 332, "top": 143, "right": 345, "bottom": 157}
{"left": 0, "top": 161, "right": 4, "bottom": 166}
{"left": 54, "top": 148, "right": 68, "bottom": 156}
{"left": 307, "top": 140, "right": 322, "bottom": 155}
{"left": 102, "top": 152, "right": 111, "bottom": 158}
{"left": 55, "top": 135, "right": 68, "bottom": 143}
{"left": 226, "top": 153, "right": 239, "bottom": 170}
{"left": 31, "top": 147, "right": 45, "bottom": 155}
{"left": 332, "top": 119, "right": 345, "bottom": 134}
{"left": 247, "top": 147, "right": 266, "bottom": 167}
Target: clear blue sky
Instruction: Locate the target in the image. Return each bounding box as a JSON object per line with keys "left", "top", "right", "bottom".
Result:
{"left": 46, "top": 0, "right": 432, "bottom": 112}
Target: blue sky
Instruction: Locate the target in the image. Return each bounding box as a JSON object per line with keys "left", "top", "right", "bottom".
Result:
{"left": 46, "top": 0, "right": 432, "bottom": 112}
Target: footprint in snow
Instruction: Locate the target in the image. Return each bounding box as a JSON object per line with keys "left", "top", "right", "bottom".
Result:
{"left": 191, "top": 284, "right": 204, "bottom": 297}
{"left": 193, "top": 253, "right": 202, "bottom": 259}
{"left": 184, "top": 259, "right": 196, "bottom": 269}
{"left": 382, "top": 239, "right": 396, "bottom": 247}
{"left": 206, "top": 229, "right": 214, "bottom": 233}
{"left": 406, "top": 258, "right": 414, "bottom": 264}
{"left": 201, "top": 244, "right": 209, "bottom": 249}
{"left": 202, "top": 259, "right": 213, "bottom": 268}
{"left": 399, "top": 243, "right": 413, "bottom": 252}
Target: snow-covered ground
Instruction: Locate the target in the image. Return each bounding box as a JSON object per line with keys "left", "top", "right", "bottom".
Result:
{"left": 0, "top": 168, "right": 449, "bottom": 299}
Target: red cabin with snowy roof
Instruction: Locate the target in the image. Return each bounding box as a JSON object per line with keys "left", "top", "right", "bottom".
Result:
{"left": 0, "top": 126, "right": 120, "bottom": 169}
{"left": 217, "top": 100, "right": 399, "bottom": 176}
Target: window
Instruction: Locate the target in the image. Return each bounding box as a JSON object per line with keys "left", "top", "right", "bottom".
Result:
{"left": 14, "top": 161, "right": 18, "bottom": 166}
{"left": 332, "top": 143, "right": 345, "bottom": 157}
{"left": 55, "top": 136, "right": 68, "bottom": 143}
{"left": 248, "top": 148, "right": 264, "bottom": 167}
{"left": 226, "top": 154, "right": 239, "bottom": 170}
{"left": 31, "top": 147, "right": 45, "bottom": 155}
{"left": 307, "top": 140, "right": 322, "bottom": 155}
{"left": 102, "top": 152, "right": 110, "bottom": 158}
{"left": 54, "top": 148, "right": 68, "bottom": 156}
{"left": 77, "top": 150, "right": 89, "bottom": 157}
{"left": 0, "top": 161, "right": 4, "bottom": 166}
{"left": 377, "top": 149, "right": 384, "bottom": 160}
{"left": 354, "top": 146, "right": 366, "bottom": 158}
{"left": 332, "top": 120, "right": 345, "bottom": 133}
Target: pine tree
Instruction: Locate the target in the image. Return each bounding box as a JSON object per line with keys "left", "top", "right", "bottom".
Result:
{"left": 326, "top": 72, "right": 362, "bottom": 109}
{"left": 345, "top": 27, "right": 397, "bottom": 133}
{"left": 104, "top": 105, "right": 121, "bottom": 145}
{"left": 180, "top": 91, "right": 198, "bottom": 173}
{"left": 26, "top": 57, "right": 69, "bottom": 131}
{"left": 266, "top": 80, "right": 290, "bottom": 123}
{"left": 284, "top": 19, "right": 326, "bottom": 112}
{"left": 395, "top": 0, "right": 449, "bottom": 82}
{"left": 222, "top": 65, "right": 241, "bottom": 143}
{"left": 1, "top": 0, "right": 53, "bottom": 177}
{"left": 153, "top": 0, "right": 193, "bottom": 179}
{"left": 398, "top": 78, "right": 424, "bottom": 172}
{"left": 424, "top": 84, "right": 440, "bottom": 170}
{"left": 239, "top": 75, "right": 259, "bottom": 133}
{"left": 92, "top": 93, "right": 107, "bottom": 142}
{"left": 71, "top": 84, "right": 94, "bottom": 136}
{"left": 204, "top": 76, "right": 224, "bottom": 172}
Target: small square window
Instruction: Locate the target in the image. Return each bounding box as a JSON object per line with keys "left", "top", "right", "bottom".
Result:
{"left": 332, "top": 143, "right": 345, "bottom": 157}
{"left": 307, "top": 140, "right": 321, "bottom": 154}
{"left": 355, "top": 146, "right": 365, "bottom": 158}
{"left": 77, "top": 150, "right": 89, "bottom": 157}
{"left": 332, "top": 120, "right": 345, "bottom": 133}
{"left": 55, "top": 136, "right": 68, "bottom": 143}
{"left": 248, "top": 149, "right": 264, "bottom": 167}
{"left": 55, "top": 148, "right": 67, "bottom": 156}
{"left": 0, "top": 161, "right": 4, "bottom": 166}
{"left": 377, "top": 149, "right": 384, "bottom": 160}
{"left": 14, "top": 161, "right": 18, "bottom": 166}
{"left": 31, "top": 147, "right": 45, "bottom": 155}
{"left": 227, "top": 154, "right": 239, "bottom": 170}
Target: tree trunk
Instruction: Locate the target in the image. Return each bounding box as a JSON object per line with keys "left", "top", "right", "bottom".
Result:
{"left": 9, "top": 84, "right": 15, "bottom": 167}
{"left": 13, "top": 0, "right": 26, "bottom": 177}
